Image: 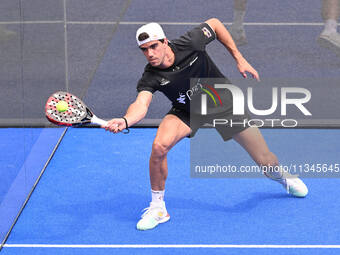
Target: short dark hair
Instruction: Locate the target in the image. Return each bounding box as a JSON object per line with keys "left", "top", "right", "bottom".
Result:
{"left": 138, "top": 32, "right": 165, "bottom": 44}
{"left": 138, "top": 32, "right": 149, "bottom": 41}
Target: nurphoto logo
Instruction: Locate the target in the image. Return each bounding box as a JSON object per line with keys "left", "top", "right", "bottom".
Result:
{"left": 189, "top": 79, "right": 312, "bottom": 128}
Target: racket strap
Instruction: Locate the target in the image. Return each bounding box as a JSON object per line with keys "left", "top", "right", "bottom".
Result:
{"left": 122, "top": 117, "right": 130, "bottom": 134}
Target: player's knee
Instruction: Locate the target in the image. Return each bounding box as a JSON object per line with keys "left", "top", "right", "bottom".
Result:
{"left": 256, "top": 151, "right": 278, "bottom": 167}
{"left": 151, "top": 141, "right": 170, "bottom": 158}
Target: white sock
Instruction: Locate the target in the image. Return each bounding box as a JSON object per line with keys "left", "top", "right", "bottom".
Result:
{"left": 263, "top": 165, "right": 284, "bottom": 180}
{"left": 151, "top": 190, "right": 165, "bottom": 204}
{"left": 233, "top": 10, "right": 246, "bottom": 27}
{"left": 322, "top": 19, "right": 337, "bottom": 35}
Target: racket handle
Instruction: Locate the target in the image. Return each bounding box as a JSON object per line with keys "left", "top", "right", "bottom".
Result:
{"left": 91, "top": 115, "right": 108, "bottom": 126}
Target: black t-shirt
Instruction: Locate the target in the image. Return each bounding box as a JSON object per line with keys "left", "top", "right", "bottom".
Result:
{"left": 137, "top": 23, "right": 233, "bottom": 114}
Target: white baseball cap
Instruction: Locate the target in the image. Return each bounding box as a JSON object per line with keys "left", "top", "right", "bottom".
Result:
{"left": 136, "top": 22, "right": 166, "bottom": 46}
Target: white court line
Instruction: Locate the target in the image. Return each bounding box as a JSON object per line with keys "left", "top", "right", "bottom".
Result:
{"left": 3, "top": 244, "right": 340, "bottom": 249}
{"left": 0, "top": 21, "right": 327, "bottom": 26}
{"left": 115, "top": 21, "right": 326, "bottom": 26}
{"left": 0, "top": 21, "right": 64, "bottom": 24}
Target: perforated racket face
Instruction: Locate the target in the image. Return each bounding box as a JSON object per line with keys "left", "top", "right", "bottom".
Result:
{"left": 45, "top": 91, "right": 91, "bottom": 126}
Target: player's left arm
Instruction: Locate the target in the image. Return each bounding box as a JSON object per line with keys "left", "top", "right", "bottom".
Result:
{"left": 205, "top": 18, "right": 260, "bottom": 81}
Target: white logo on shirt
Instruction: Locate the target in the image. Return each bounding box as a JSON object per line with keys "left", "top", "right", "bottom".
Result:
{"left": 201, "top": 27, "right": 212, "bottom": 38}
{"left": 189, "top": 56, "right": 198, "bottom": 66}
{"left": 177, "top": 93, "right": 186, "bottom": 104}
{"left": 160, "top": 78, "right": 170, "bottom": 86}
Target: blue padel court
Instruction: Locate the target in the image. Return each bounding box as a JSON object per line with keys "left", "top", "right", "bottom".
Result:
{"left": 1, "top": 128, "right": 340, "bottom": 255}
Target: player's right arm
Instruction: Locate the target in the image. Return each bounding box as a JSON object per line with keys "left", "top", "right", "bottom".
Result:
{"left": 104, "top": 91, "right": 152, "bottom": 133}
{"left": 205, "top": 18, "right": 260, "bottom": 81}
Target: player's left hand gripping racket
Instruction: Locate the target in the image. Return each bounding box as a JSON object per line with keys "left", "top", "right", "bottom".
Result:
{"left": 45, "top": 91, "right": 108, "bottom": 127}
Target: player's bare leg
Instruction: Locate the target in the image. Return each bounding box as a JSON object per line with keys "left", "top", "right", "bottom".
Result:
{"left": 149, "top": 114, "right": 191, "bottom": 190}
{"left": 232, "top": 127, "right": 308, "bottom": 197}
{"left": 137, "top": 114, "right": 191, "bottom": 230}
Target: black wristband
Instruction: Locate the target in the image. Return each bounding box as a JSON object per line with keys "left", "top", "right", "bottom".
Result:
{"left": 122, "top": 117, "right": 130, "bottom": 134}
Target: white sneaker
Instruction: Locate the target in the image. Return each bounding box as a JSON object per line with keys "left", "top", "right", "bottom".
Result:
{"left": 281, "top": 176, "right": 308, "bottom": 198}
{"left": 265, "top": 171, "right": 308, "bottom": 198}
{"left": 229, "top": 25, "right": 248, "bottom": 46}
{"left": 136, "top": 201, "right": 170, "bottom": 231}
{"left": 317, "top": 32, "right": 340, "bottom": 56}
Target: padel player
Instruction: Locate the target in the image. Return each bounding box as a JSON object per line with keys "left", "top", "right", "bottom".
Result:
{"left": 104, "top": 18, "right": 308, "bottom": 231}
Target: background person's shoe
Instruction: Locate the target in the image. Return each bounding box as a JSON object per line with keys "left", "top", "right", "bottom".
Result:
{"left": 317, "top": 32, "right": 340, "bottom": 56}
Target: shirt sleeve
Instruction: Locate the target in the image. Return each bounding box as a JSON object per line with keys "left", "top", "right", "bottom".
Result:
{"left": 136, "top": 71, "right": 158, "bottom": 94}
{"left": 175, "top": 22, "right": 216, "bottom": 51}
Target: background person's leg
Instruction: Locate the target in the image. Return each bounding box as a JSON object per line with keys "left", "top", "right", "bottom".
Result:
{"left": 230, "top": 0, "right": 248, "bottom": 46}
{"left": 318, "top": 0, "right": 340, "bottom": 55}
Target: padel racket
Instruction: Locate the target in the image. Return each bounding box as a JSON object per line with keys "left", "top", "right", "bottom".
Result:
{"left": 45, "top": 91, "right": 108, "bottom": 127}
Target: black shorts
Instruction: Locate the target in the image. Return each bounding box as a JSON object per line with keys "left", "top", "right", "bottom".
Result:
{"left": 167, "top": 107, "right": 250, "bottom": 141}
